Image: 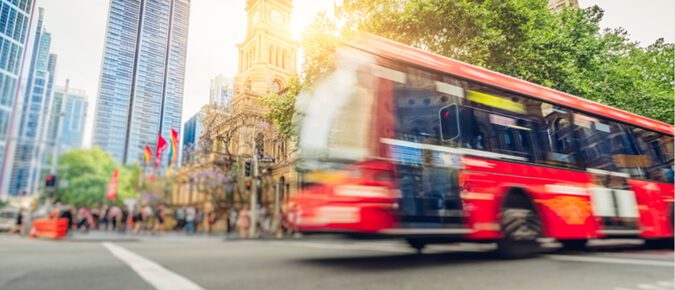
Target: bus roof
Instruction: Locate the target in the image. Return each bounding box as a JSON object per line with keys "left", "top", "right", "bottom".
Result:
{"left": 348, "top": 33, "right": 674, "bottom": 136}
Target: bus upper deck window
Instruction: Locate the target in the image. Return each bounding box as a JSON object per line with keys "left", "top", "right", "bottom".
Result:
{"left": 439, "top": 104, "right": 460, "bottom": 140}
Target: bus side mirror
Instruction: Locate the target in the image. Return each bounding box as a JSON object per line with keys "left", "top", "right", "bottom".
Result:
{"left": 440, "top": 104, "right": 460, "bottom": 141}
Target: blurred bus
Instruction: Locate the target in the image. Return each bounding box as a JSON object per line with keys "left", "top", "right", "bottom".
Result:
{"left": 292, "top": 33, "right": 674, "bottom": 258}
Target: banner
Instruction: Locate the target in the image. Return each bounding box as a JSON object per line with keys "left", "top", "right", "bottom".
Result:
{"left": 167, "top": 128, "right": 180, "bottom": 178}
{"left": 106, "top": 169, "right": 119, "bottom": 200}
{"left": 155, "top": 133, "right": 168, "bottom": 169}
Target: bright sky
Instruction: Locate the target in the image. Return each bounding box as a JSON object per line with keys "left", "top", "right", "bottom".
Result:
{"left": 37, "top": 0, "right": 674, "bottom": 148}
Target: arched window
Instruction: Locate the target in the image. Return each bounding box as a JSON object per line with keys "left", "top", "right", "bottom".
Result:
{"left": 272, "top": 80, "right": 281, "bottom": 93}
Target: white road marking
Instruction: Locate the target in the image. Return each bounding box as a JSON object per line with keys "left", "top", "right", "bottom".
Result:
{"left": 545, "top": 254, "right": 674, "bottom": 268}
{"left": 102, "top": 242, "right": 204, "bottom": 290}
{"left": 657, "top": 281, "right": 674, "bottom": 287}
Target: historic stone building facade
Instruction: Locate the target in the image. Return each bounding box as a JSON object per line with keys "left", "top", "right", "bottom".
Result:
{"left": 172, "top": 0, "right": 300, "bottom": 211}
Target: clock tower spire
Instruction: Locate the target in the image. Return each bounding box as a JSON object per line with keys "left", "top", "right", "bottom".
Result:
{"left": 234, "top": 0, "right": 298, "bottom": 115}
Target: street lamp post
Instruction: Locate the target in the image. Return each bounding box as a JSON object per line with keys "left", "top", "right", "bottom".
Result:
{"left": 248, "top": 151, "right": 258, "bottom": 238}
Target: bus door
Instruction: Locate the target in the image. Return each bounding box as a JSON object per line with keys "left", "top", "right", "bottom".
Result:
{"left": 397, "top": 163, "right": 463, "bottom": 228}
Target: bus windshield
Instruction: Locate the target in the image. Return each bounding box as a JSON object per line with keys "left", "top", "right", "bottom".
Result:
{"left": 296, "top": 50, "right": 377, "bottom": 171}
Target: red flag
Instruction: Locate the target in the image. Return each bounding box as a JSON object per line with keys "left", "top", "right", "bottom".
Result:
{"left": 106, "top": 169, "right": 119, "bottom": 200}
{"left": 155, "top": 133, "right": 168, "bottom": 168}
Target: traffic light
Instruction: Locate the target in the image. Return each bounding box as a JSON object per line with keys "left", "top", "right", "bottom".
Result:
{"left": 45, "top": 174, "right": 57, "bottom": 188}
{"left": 244, "top": 160, "right": 251, "bottom": 177}
{"left": 246, "top": 180, "right": 252, "bottom": 190}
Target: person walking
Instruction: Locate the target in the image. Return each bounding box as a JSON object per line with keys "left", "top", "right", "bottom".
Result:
{"left": 207, "top": 206, "right": 217, "bottom": 234}
{"left": 184, "top": 205, "right": 196, "bottom": 234}
{"left": 152, "top": 204, "right": 165, "bottom": 235}
{"left": 77, "top": 207, "right": 91, "bottom": 232}
{"left": 174, "top": 206, "right": 186, "bottom": 231}
{"left": 7, "top": 208, "right": 25, "bottom": 236}
{"left": 227, "top": 207, "right": 237, "bottom": 233}
{"left": 132, "top": 205, "right": 143, "bottom": 235}
{"left": 143, "top": 205, "right": 154, "bottom": 234}
{"left": 99, "top": 205, "right": 109, "bottom": 230}
{"left": 59, "top": 205, "right": 74, "bottom": 235}
{"left": 196, "top": 207, "right": 205, "bottom": 233}
{"left": 238, "top": 206, "right": 250, "bottom": 239}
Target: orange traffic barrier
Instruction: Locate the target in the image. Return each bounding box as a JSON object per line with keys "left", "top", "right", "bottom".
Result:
{"left": 32, "top": 218, "right": 69, "bottom": 239}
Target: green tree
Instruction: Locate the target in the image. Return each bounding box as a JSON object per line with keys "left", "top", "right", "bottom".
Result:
{"left": 261, "top": 76, "right": 304, "bottom": 141}
{"left": 298, "top": 0, "right": 673, "bottom": 123}
{"left": 55, "top": 147, "right": 139, "bottom": 207}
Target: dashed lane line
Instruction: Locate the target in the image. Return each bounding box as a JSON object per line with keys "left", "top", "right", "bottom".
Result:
{"left": 102, "top": 242, "right": 205, "bottom": 290}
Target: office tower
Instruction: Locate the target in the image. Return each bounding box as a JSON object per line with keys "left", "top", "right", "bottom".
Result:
{"left": 2, "top": 5, "right": 57, "bottom": 197}
{"left": 209, "top": 74, "right": 234, "bottom": 111}
{"left": 50, "top": 86, "right": 87, "bottom": 156}
{"left": 93, "top": 0, "right": 191, "bottom": 166}
{"left": 0, "top": 0, "right": 36, "bottom": 197}
{"left": 182, "top": 111, "right": 204, "bottom": 148}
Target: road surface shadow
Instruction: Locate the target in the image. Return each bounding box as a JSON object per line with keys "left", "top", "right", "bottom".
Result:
{"left": 295, "top": 250, "right": 516, "bottom": 272}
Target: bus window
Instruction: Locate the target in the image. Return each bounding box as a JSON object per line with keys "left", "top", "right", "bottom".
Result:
{"left": 630, "top": 127, "right": 674, "bottom": 183}
{"left": 542, "top": 105, "right": 579, "bottom": 168}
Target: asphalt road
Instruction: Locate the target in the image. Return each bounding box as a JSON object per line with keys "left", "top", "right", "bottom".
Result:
{"left": 0, "top": 235, "right": 673, "bottom": 290}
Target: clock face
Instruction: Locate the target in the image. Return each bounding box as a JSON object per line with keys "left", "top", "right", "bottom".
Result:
{"left": 270, "top": 9, "right": 283, "bottom": 24}
{"left": 252, "top": 11, "right": 260, "bottom": 24}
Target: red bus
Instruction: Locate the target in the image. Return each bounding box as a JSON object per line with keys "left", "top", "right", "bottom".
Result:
{"left": 292, "top": 33, "right": 674, "bottom": 258}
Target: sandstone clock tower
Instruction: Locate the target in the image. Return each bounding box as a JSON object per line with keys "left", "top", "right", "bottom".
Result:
{"left": 233, "top": 0, "right": 299, "bottom": 114}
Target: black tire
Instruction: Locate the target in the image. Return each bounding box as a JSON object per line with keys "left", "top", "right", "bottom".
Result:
{"left": 559, "top": 239, "right": 588, "bottom": 251}
{"left": 644, "top": 238, "right": 674, "bottom": 250}
{"left": 497, "top": 194, "right": 542, "bottom": 259}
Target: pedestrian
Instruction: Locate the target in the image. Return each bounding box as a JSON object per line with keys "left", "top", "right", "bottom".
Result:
{"left": 207, "top": 206, "right": 217, "bottom": 234}
{"left": 132, "top": 205, "right": 143, "bottom": 235}
{"left": 7, "top": 208, "right": 25, "bottom": 236}
{"left": 143, "top": 204, "right": 154, "bottom": 234}
{"left": 152, "top": 204, "right": 165, "bottom": 236}
{"left": 109, "top": 205, "right": 122, "bottom": 232}
{"left": 196, "top": 207, "right": 204, "bottom": 233}
{"left": 238, "top": 205, "right": 250, "bottom": 239}
{"left": 275, "top": 208, "right": 284, "bottom": 238}
{"left": 77, "top": 207, "right": 91, "bottom": 232}
{"left": 227, "top": 207, "right": 237, "bottom": 233}
{"left": 99, "top": 205, "right": 109, "bottom": 230}
{"left": 91, "top": 206, "right": 100, "bottom": 228}
{"left": 184, "top": 205, "right": 196, "bottom": 234}
{"left": 174, "top": 206, "right": 186, "bottom": 231}
{"left": 59, "top": 205, "right": 74, "bottom": 234}
{"left": 120, "top": 207, "right": 129, "bottom": 232}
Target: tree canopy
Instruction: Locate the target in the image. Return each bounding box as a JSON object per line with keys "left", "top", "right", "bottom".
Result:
{"left": 55, "top": 147, "right": 139, "bottom": 208}
{"left": 292, "top": 0, "right": 673, "bottom": 124}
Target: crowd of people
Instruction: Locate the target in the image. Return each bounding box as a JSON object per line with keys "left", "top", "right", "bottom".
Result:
{"left": 6, "top": 202, "right": 300, "bottom": 239}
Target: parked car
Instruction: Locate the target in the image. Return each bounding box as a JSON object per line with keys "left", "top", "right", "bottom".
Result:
{"left": 0, "top": 208, "right": 19, "bottom": 231}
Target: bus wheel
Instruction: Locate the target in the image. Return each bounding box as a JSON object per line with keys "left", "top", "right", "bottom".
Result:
{"left": 559, "top": 239, "right": 588, "bottom": 251}
{"left": 497, "top": 194, "right": 542, "bottom": 259}
{"left": 406, "top": 238, "right": 427, "bottom": 254}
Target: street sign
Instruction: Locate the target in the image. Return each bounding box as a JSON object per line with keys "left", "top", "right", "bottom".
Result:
{"left": 260, "top": 158, "right": 275, "bottom": 163}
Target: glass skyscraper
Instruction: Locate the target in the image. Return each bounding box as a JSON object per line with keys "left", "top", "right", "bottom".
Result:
{"left": 93, "top": 0, "right": 191, "bottom": 167}
{"left": 7, "top": 7, "right": 57, "bottom": 196}
{"left": 50, "top": 86, "right": 87, "bottom": 157}
{"left": 0, "top": 0, "right": 34, "bottom": 197}
{"left": 182, "top": 111, "right": 204, "bottom": 148}
{"left": 209, "top": 74, "right": 234, "bottom": 111}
